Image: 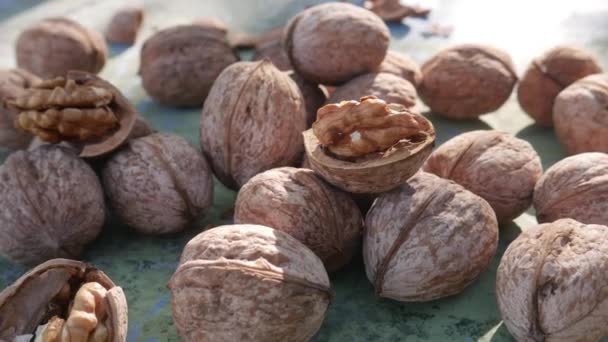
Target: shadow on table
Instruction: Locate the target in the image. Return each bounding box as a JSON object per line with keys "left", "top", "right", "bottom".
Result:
{"left": 423, "top": 111, "right": 492, "bottom": 145}
{"left": 108, "top": 43, "right": 132, "bottom": 58}
{"left": 388, "top": 22, "right": 411, "bottom": 39}
{"left": 0, "top": 0, "right": 45, "bottom": 21}
{"left": 515, "top": 123, "right": 566, "bottom": 170}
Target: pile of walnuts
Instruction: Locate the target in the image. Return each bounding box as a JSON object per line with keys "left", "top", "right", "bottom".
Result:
{"left": 1, "top": 2, "right": 608, "bottom": 342}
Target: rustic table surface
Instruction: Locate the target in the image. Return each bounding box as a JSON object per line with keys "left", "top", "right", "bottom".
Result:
{"left": 1, "top": 0, "right": 608, "bottom": 341}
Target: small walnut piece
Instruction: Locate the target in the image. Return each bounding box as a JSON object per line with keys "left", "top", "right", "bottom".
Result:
{"left": 364, "top": 172, "right": 499, "bottom": 301}
{"left": 0, "top": 259, "right": 128, "bottom": 342}
{"left": 534, "top": 152, "right": 608, "bottom": 226}
{"left": 105, "top": 6, "right": 144, "bottom": 45}
{"left": 327, "top": 73, "right": 417, "bottom": 109}
{"left": 496, "top": 218, "right": 608, "bottom": 342}
{"left": 423, "top": 130, "right": 543, "bottom": 223}
{"left": 16, "top": 18, "right": 107, "bottom": 79}
{"left": 0, "top": 68, "right": 40, "bottom": 150}
{"left": 375, "top": 51, "right": 423, "bottom": 87}
{"left": 169, "top": 224, "right": 332, "bottom": 342}
{"left": 518, "top": 45, "right": 602, "bottom": 127}
{"left": 553, "top": 73, "right": 608, "bottom": 154}
{"left": 364, "top": 0, "right": 431, "bottom": 22}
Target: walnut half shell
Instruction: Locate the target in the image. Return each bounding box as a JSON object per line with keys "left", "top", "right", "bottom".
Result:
{"left": 0, "top": 258, "right": 128, "bottom": 342}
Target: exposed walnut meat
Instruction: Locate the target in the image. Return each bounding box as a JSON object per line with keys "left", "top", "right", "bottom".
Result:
{"left": 313, "top": 95, "right": 431, "bottom": 159}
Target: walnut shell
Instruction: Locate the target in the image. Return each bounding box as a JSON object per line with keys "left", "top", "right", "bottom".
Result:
{"left": 553, "top": 74, "right": 608, "bottom": 154}
{"left": 139, "top": 24, "right": 239, "bottom": 107}
{"left": 534, "top": 152, "right": 608, "bottom": 225}
{"left": 234, "top": 167, "right": 363, "bottom": 272}
{"left": 0, "top": 145, "right": 105, "bottom": 265}
{"left": 375, "top": 51, "right": 422, "bottom": 87}
{"left": 168, "top": 224, "right": 332, "bottom": 342}
{"left": 284, "top": 2, "right": 390, "bottom": 85}
{"left": 364, "top": 172, "right": 499, "bottom": 301}
{"left": 517, "top": 46, "right": 602, "bottom": 127}
{"left": 102, "top": 132, "right": 213, "bottom": 235}
{"left": 253, "top": 39, "right": 292, "bottom": 71}
{"left": 200, "top": 60, "right": 307, "bottom": 189}
{"left": 0, "top": 258, "right": 128, "bottom": 342}
{"left": 496, "top": 218, "right": 608, "bottom": 342}
{"left": 327, "top": 72, "right": 417, "bottom": 109}
{"left": 0, "top": 68, "right": 39, "bottom": 150}
{"left": 287, "top": 71, "right": 327, "bottom": 127}
{"left": 419, "top": 44, "right": 517, "bottom": 119}
{"left": 105, "top": 6, "right": 144, "bottom": 45}
{"left": 16, "top": 18, "right": 108, "bottom": 79}
{"left": 423, "top": 130, "right": 542, "bottom": 223}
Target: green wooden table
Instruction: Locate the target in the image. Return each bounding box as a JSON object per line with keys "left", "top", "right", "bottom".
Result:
{"left": 1, "top": 0, "right": 608, "bottom": 341}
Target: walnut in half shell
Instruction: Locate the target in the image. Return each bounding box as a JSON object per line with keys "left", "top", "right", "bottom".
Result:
{"left": 303, "top": 95, "right": 435, "bottom": 193}
{"left": 0, "top": 68, "right": 40, "bottom": 150}
{"left": 11, "top": 71, "right": 137, "bottom": 158}
{"left": 0, "top": 259, "right": 128, "bottom": 342}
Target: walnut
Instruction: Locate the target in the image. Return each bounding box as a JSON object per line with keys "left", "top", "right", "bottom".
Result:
{"left": 168, "top": 224, "right": 332, "bottom": 341}
{"left": 304, "top": 96, "right": 435, "bottom": 193}
{"left": 200, "top": 60, "right": 307, "bottom": 189}
{"left": 534, "top": 152, "right": 608, "bottom": 226}
{"left": 12, "top": 71, "right": 138, "bottom": 158}
{"left": 0, "top": 258, "right": 128, "bottom": 342}
{"left": 326, "top": 72, "right": 417, "bottom": 109}
{"left": 419, "top": 44, "right": 517, "bottom": 119}
{"left": 253, "top": 39, "right": 292, "bottom": 71}
{"left": 423, "top": 130, "right": 542, "bottom": 223}
{"left": 364, "top": 172, "right": 499, "bottom": 301}
{"left": 234, "top": 167, "right": 364, "bottom": 272}
{"left": 284, "top": 2, "right": 390, "bottom": 85}
{"left": 496, "top": 218, "right": 608, "bottom": 342}
{"left": 102, "top": 133, "right": 213, "bottom": 235}
{"left": 0, "top": 145, "right": 105, "bottom": 265}
{"left": 553, "top": 74, "right": 608, "bottom": 154}
{"left": 0, "top": 68, "right": 39, "bottom": 150}
{"left": 287, "top": 71, "right": 327, "bottom": 127}
{"left": 16, "top": 18, "right": 108, "bottom": 79}
{"left": 375, "top": 51, "right": 422, "bottom": 87}
{"left": 517, "top": 45, "right": 602, "bottom": 127}
{"left": 139, "top": 24, "right": 239, "bottom": 107}
{"left": 192, "top": 17, "right": 229, "bottom": 35}
{"left": 364, "top": 0, "right": 430, "bottom": 22}
{"left": 105, "top": 6, "right": 144, "bottom": 45}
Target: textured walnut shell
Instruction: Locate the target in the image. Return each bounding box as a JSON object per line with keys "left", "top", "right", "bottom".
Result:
{"left": 284, "top": 2, "right": 390, "bottom": 85}
{"left": 423, "top": 130, "right": 542, "bottom": 223}
{"left": 553, "top": 74, "right": 608, "bottom": 154}
{"left": 375, "top": 51, "right": 422, "bottom": 87}
{"left": 0, "top": 68, "right": 39, "bottom": 150}
{"left": 364, "top": 172, "right": 499, "bottom": 301}
{"left": 105, "top": 6, "right": 144, "bottom": 44}
{"left": 0, "top": 146, "right": 105, "bottom": 265}
{"left": 517, "top": 46, "right": 602, "bottom": 127}
{"left": 200, "top": 60, "right": 307, "bottom": 189}
{"left": 139, "top": 24, "right": 238, "bottom": 107}
{"left": 234, "top": 167, "right": 363, "bottom": 272}
{"left": 168, "top": 224, "right": 332, "bottom": 342}
{"left": 253, "top": 39, "right": 292, "bottom": 71}
{"left": 496, "top": 218, "right": 608, "bottom": 342}
{"left": 327, "top": 72, "right": 417, "bottom": 109}
{"left": 303, "top": 114, "right": 435, "bottom": 194}
{"left": 534, "top": 152, "right": 608, "bottom": 225}
{"left": 16, "top": 17, "right": 107, "bottom": 79}
{"left": 0, "top": 258, "right": 128, "bottom": 342}
{"left": 102, "top": 132, "right": 213, "bottom": 234}
{"left": 287, "top": 71, "right": 327, "bottom": 127}
{"left": 420, "top": 44, "right": 517, "bottom": 119}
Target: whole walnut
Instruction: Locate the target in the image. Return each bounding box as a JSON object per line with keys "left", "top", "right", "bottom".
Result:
{"left": 364, "top": 172, "right": 498, "bottom": 301}
{"left": 375, "top": 50, "right": 422, "bottom": 87}
{"left": 423, "top": 130, "right": 542, "bottom": 223}
{"left": 534, "top": 152, "right": 608, "bottom": 226}
{"left": 553, "top": 74, "right": 608, "bottom": 154}
{"left": 284, "top": 2, "right": 390, "bottom": 85}
{"left": 102, "top": 132, "right": 213, "bottom": 235}
{"left": 139, "top": 24, "right": 238, "bottom": 107}
{"left": 0, "top": 258, "right": 128, "bottom": 342}
{"left": 234, "top": 167, "right": 363, "bottom": 272}
{"left": 327, "top": 72, "right": 417, "bottom": 109}
{"left": 0, "top": 68, "right": 39, "bottom": 150}
{"left": 169, "top": 224, "right": 332, "bottom": 342}
{"left": 200, "top": 60, "right": 307, "bottom": 189}
{"left": 253, "top": 39, "right": 292, "bottom": 71}
{"left": 419, "top": 44, "right": 517, "bottom": 119}
{"left": 0, "top": 145, "right": 105, "bottom": 265}
{"left": 16, "top": 18, "right": 108, "bottom": 79}
{"left": 497, "top": 218, "right": 608, "bottom": 342}
{"left": 288, "top": 71, "right": 327, "bottom": 127}
{"left": 105, "top": 6, "right": 144, "bottom": 45}
{"left": 517, "top": 45, "right": 602, "bottom": 127}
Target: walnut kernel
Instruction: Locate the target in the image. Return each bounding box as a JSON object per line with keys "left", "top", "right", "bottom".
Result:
{"left": 0, "top": 68, "right": 39, "bottom": 150}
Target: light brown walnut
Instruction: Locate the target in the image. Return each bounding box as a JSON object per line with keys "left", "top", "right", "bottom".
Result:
{"left": 105, "top": 6, "right": 144, "bottom": 45}
{"left": 326, "top": 72, "right": 417, "bottom": 109}
{"left": 375, "top": 51, "right": 422, "bottom": 87}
